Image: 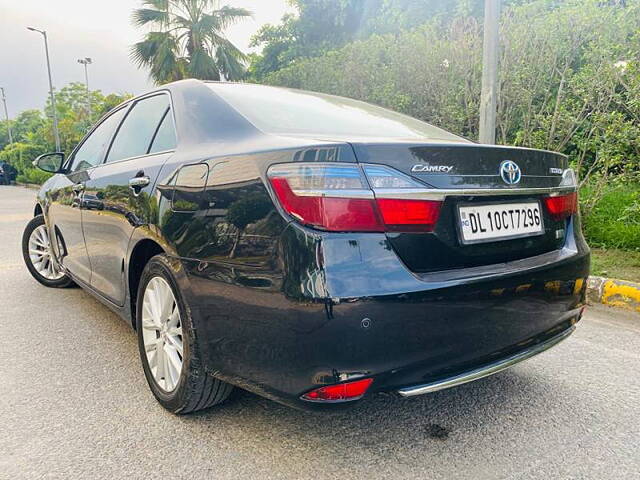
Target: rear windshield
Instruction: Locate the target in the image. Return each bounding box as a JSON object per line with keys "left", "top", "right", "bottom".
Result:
{"left": 209, "top": 83, "right": 465, "bottom": 142}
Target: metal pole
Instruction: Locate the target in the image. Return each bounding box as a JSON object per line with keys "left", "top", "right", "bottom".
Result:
{"left": 42, "top": 31, "right": 61, "bottom": 152}
{"left": 0, "top": 87, "right": 13, "bottom": 144}
{"left": 84, "top": 62, "right": 90, "bottom": 120}
{"left": 28, "top": 27, "right": 61, "bottom": 151}
{"left": 78, "top": 58, "right": 92, "bottom": 121}
{"left": 479, "top": 0, "right": 501, "bottom": 145}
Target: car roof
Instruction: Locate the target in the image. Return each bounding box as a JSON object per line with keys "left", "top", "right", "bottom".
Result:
{"left": 101, "top": 79, "right": 468, "bottom": 151}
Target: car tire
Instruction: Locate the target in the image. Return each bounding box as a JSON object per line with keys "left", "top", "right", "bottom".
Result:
{"left": 136, "top": 254, "right": 234, "bottom": 414}
{"left": 22, "top": 214, "right": 74, "bottom": 288}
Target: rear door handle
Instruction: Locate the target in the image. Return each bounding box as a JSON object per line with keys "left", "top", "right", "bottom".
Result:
{"left": 129, "top": 176, "right": 150, "bottom": 188}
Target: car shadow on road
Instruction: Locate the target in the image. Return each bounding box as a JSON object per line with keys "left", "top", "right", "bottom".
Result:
{"left": 180, "top": 364, "right": 560, "bottom": 458}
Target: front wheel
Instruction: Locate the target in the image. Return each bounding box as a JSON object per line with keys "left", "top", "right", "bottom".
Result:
{"left": 22, "top": 215, "right": 74, "bottom": 288}
{"left": 136, "top": 254, "right": 234, "bottom": 414}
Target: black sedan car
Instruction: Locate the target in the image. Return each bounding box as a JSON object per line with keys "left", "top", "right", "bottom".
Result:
{"left": 0, "top": 161, "right": 17, "bottom": 185}
{"left": 23, "top": 80, "right": 589, "bottom": 413}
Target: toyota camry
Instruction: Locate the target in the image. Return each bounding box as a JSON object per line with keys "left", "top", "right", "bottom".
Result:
{"left": 22, "top": 79, "right": 589, "bottom": 413}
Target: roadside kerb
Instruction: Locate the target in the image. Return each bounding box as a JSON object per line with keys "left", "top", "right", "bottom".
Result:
{"left": 587, "top": 276, "right": 640, "bottom": 313}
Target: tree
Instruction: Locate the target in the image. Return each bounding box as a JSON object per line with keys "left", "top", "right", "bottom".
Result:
{"left": 248, "top": 0, "right": 367, "bottom": 80}
{"left": 0, "top": 83, "right": 132, "bottom": 183}
{"left": 0, "top": 110, "right": 47, "bottom": 151}
{"left": 247, "top": 0, "right": 533, "bottom": 80}
{"left": 246, "top": 15, "right": 300, "bottom": 81}
{"left": 43, "top": 83, "right": 131, "bottom": 153}
{"left": 131, "top": 0, "right": 251, "bottom": 84}
{"left": 97, "top": 93, "right": 132, "bottom": 118}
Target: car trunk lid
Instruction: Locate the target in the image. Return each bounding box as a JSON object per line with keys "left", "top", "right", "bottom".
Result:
{"left": 351, "top": 142, "right": 567, "bottom": 190}
{"left": 350, "top": 142, "right": 574, "bottom": 273}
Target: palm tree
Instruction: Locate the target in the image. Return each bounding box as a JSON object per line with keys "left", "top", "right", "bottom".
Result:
{"left": 131, "top": 0, "right": 251, "bottom": 84}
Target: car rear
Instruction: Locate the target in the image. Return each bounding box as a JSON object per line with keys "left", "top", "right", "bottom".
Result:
{"left": 204, "top": 83, "right": 589, "bottom": 409}
{"left": 261, "top": 141, "right": 587, "bottom": 409}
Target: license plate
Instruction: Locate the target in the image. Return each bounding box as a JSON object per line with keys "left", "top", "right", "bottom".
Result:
{"left": 458, "top": 201, "right": 544, "bottom": 244}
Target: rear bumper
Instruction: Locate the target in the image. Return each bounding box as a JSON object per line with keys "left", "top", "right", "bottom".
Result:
{"left": 397, "top": 323, "right": 576, "bottom": 397}
{"left": 182, "top": 218, "right": 589, "bottom": 411}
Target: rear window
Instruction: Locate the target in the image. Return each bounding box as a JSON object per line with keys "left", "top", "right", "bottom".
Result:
{"left": 209, "top": 83, "right": 465, "bottom": 141}
{"left": 106, "top": 94, "right": 171, "bottom": 163}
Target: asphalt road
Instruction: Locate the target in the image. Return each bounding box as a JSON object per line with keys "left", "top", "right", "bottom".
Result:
{"left": 1, "top": 185, "right": 639, "bottom": 480}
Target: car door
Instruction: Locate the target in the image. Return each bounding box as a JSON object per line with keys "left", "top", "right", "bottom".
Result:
{"left": 81, "top": 93, "right": 177, "bottom": 305}
{"left": 47, "top": 106, "right": 128, "bottom": 284}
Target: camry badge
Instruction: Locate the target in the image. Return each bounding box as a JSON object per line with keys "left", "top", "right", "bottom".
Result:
{"left": 411, "top": 164, "right": 454, "bottom": 173}
{"left": 500, "top": 160, "right": 521, "bottom": 185}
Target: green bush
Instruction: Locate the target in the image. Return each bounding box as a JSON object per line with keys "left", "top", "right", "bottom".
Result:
{"left": 580, "top": 182, "right": 640, "bottom": 250}
{"left": 0, "top": 142, "right": 47, "bottom": 176}
{"left": 16, "top": 168, "right": 53, "bottom": 185}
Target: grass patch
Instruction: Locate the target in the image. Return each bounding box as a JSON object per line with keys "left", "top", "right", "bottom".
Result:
{"left": 580, "top": 182, "right": 640, "bottom": 250}
{"left": 590, "top": 248, "right": 640, "bottom": 283}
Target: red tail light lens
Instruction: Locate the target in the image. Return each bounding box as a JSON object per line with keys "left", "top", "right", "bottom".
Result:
{"left": 267, "top": 163, "right": 442, "bottom": 233}
{"left": 269, "top": 176, "right": 383, "bottom": 232}
{"left": 301, "top": 378, "right": 374, "bottom": 402}
{"left": 377, "top": 198, "right": 442, "bottom": 232}
{"left": 544, "top": 192, "right": 577, "bottom": 221}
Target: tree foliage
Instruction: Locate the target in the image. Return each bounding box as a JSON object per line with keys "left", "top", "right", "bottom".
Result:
{"left": 131, "top": 0, "right": 251, "bottom": 84}
{"left": 0, "top": 84, "right": 131, "bottom": 182}
{"left": 247, "top": 0, "right": 530, "bottom": 81}
{"left": 262, "top": 0, "right": 640, "bottom": 181}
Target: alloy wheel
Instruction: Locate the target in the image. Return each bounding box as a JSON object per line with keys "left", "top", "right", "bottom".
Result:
{"left": 141, "top": 277, "right": 183, "bottom": 392}
{"left": 28, "top": 225, "right": 65, "bottom": 280}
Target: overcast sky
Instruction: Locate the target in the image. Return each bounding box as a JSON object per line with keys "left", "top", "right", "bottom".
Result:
{"left": 0, "top": 0, "right": 292, "bottom": 117}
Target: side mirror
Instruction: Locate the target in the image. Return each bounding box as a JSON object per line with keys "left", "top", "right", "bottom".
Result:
{"left": 33, "top": 152, "right": 64, "bottom": 173}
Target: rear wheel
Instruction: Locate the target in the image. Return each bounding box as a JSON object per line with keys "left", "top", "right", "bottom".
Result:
{"left": 136, "top": 254, "right": 233, "bottom": 414}
{"left": 22, "top": 215, "right": 73, "bottom": 288}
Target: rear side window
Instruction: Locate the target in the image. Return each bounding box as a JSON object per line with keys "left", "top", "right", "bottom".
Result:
{"left": 210, "top": 83, "right": 467, "bottom": 142}
{"left": 71, "top": 108, "right": 127, "bottom": 172}
{"left": 149, "top": 110, "right": 177, "bottom": 154}
{"left": 106, "top": 94, "right": 171, "bottom": 163}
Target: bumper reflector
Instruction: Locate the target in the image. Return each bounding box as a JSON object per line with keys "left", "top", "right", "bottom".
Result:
{"left": 301, "top": 378, "right": 373, "bottom": 402}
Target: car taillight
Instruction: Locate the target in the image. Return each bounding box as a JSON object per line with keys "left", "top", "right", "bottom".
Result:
{"left": 268, "top": 174, "right": 382, "bottom": 232}
{"left": 376, "top": 198, "right": 442, "bottom": 232}
{"left": 544, "top": 192, "right": 577, "bottom": 221}
{"left": 301, "top": 378, "right": 373, "bottom": 402}
{"left": 267, "top": 163, "right": 442, "bottom": 232}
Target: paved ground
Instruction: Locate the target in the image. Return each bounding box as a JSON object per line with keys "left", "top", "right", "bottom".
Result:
{"left": 1, "top": 185, "right": 639, "bottom": 480}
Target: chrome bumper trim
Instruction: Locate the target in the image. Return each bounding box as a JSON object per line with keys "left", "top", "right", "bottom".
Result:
{"left": 374, "top": 186, "right": 576, "bottom": 201}
{"left": 397, "top": 326, "right": 576, "bottom": 397}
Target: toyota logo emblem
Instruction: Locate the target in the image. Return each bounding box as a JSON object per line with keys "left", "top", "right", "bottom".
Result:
{"left": 500, "top": 160, "right": 521, "bottom": 185}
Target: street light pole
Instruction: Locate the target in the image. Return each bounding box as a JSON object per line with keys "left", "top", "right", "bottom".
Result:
{"left": 77, "top": 57, "right": 93, "bottom": 121}
{"left": 478, "top": 0, "right": 501, "bottom": 145}
{"left": 0, "top": 87, "right": 13, "bottom": 144}
{"left": 27, "top": 26, "right": 61, "bottom": 152}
